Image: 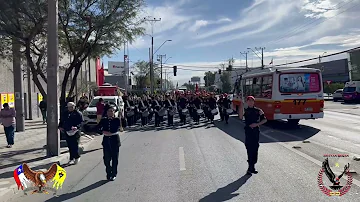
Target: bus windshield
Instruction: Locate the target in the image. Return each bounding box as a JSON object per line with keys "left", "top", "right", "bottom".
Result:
{"left": 279, "top": 73, "right": 320, "bottom": 93}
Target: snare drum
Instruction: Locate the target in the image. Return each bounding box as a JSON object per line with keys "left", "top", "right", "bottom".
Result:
{"left": 127, "top": 110, "right": 134, "bottom": 117}
{"left": 197, "top": 109, "right": 204, "bottom": 115}
{"left": 142, "top": 110, "right": 149, "bottom": 117}
{"left": 169, "top": 109, "right": 176, "bottom": 116}
{"left": 226, "top": 109, "right": 233, "bottom": 114}
{"left": 158, "top": 108, "right": 167, "bottom": 116}
{"left": 211, "top": 109, "right": 218, "bottom": 115}
{"left": 182, "top": 108, "right": 188, "bottom": 114}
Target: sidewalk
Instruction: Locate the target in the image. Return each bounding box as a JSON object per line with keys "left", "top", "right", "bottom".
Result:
{"left": 0, "top": 120, "right": 96, "bottom": 199}
{"left": 0, "top": 118, "right": 45, "bottom": 134}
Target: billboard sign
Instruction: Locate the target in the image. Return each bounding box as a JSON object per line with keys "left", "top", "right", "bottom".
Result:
{"left": 108, "top": 61, "right": 127, "bottom": 75}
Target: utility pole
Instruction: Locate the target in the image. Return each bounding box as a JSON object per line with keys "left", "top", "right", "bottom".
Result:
{"left": 157, "top": 54, "right": 166, "bottom": 91}
{"left": 144, "top": 17, "right": 161, "bottom": 93}
{"left": 88, "top": 57, "right": 91, "bottom": 98}
{"left": 27, "top": 67, "right": 32, "bottom": 119}
{"left": 254, "top": 47, "right": 265, "bottom": 69}
{"left": 123, "top": 41, "right": 127, "bottom": 92}
{"left": 240, "top": 51, "right": 248, "bottom": 71}
{"left": 164, "top": 69, "right": 167, "bottom": 90}
{"left": 12, "top": 39, "right": 25, "bottom": 132}
{"left": 46, "top": 0, "right": 60, "bottom": 156}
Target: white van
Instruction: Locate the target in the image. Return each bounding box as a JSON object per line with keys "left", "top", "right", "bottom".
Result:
{"left": 83, "top": 96, "right": 124, "bottom": 127}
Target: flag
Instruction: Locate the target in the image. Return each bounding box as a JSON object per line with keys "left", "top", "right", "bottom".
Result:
{"left": 13, "top": 164, "right": 30, "bottom": 190}
{"left": 269, "top": 58, "right": 273, "bottom": 65}
{"left": 51, "top": 164, "right": 67, "bottom": 190}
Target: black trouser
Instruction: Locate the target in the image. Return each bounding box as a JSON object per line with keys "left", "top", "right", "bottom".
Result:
{"left": 193, "top": 112, "right": 200, "bottom": 122}
{"left": 219, "top": 108, "right": 224, "bottom": 121}
{"left": 167, "top": 112, "right": 174, "bottom": 125}
{"left": 126, "top": 116, "right": 134, "bottom": 126}
{"left": 180, "top": 111, "right": 186, "bottom": 124}
{"left": 244, "top": 127, "right": 260, "bottom": 170}
{"left": 102, "top": 137, "right": 120, "bottom": 178}
{"left": 155, "top": 113, "right": 160, "bottom": 126}
{"left": 66, "top": 132, "right": 80, "bottom": 160}
{"left": 141, "top": 115, "right": 148, "bottom": 126}
{"left": 224, "top": 109, "right": 229, "bottom": 122}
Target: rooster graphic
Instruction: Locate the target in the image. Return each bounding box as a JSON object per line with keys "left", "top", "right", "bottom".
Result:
{"left": 22, "top": 163, "right": 57, "bottom": 194}
{"left": 322, "top": 158, "right": 350, "bottom": 190}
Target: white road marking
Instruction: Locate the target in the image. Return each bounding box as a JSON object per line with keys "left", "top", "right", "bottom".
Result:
{"left": 232, "top": 118, "right": 360, "bottom": 188}
{"left": 179, "top": 147, "right": 186, "bottom": 171}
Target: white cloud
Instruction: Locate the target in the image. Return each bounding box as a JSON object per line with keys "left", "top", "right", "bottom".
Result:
{"left": 188, "top": 18, "right": 232, "bottom": 32}
{"left": 300, "top": 0, "right": 354, "bottom": 19}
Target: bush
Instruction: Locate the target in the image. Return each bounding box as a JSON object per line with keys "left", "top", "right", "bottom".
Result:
{"left": 324, "top": 83, "right": 344, "bottom": 94}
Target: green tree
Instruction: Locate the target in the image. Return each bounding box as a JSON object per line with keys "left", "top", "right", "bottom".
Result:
{"left": 0, "top": 0, "right": 145, "bottom": 108}
{"left": 204, "top": 71, "right": 215, "bottom": 87}
{"left": 183, "top": 82, "right": 195, "bottom": 91}
{"left": 58, "top": 0, "right": 145, "bottom": 106}
{"left": 220, "top": 72, "right": 232, "bottom": 93}
{"left": 132, "top": 60, "right": 161, "bottom": 89}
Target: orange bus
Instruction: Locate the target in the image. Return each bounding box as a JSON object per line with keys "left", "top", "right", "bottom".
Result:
{"left": 232, "top": 67, "right": 324, "bottom": 125}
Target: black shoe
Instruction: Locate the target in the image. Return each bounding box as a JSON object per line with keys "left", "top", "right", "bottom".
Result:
{"left": 246, "top": 170, "right": 252, "bottom": 175}
{"left": 251, "top": 169, "right": 258, "bottom": 174}
{"left": 107, "top": 175, "right": 111, "bottom": 180}
{"left": 110, "top": 176, "right": 116, "bottom": 181}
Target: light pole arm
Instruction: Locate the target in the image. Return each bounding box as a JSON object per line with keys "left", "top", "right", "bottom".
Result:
{"left": 248, "top": 48, "right": 261, "bottom": 60}
{"left": 154, "top": 40, "right": 171, "bottom": 56}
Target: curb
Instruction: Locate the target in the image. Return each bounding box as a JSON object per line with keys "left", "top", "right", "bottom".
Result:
{"left": 0, "top": 137, "right": 96, "bottom": 200}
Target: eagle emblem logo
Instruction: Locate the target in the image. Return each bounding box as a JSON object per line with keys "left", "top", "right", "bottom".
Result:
{"left": 13, "top": 163, "right": 67, "bottom": 195}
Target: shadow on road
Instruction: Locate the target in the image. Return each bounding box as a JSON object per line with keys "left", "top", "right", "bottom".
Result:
{"left": 44, "top": 180, "right": 109, "bottom": 202}
{"left": 214, "top": 117, "right": 320, "bottom": 144}
{"left": 199, "top": 174, "right": 251, "bottom": 202}
{"left": 0, "top": 162, "right": 56, "bottom": 179}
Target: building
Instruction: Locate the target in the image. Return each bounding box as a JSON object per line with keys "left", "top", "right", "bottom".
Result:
{"left": 300, "top": 58, "right": 349, "bottom": 83}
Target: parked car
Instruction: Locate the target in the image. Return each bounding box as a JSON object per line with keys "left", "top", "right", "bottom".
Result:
{"left": 342, "top": 81, "right": 360, "bottom": 103}
{"left": 332, "top": 89, "right": 343, "bottom": 102}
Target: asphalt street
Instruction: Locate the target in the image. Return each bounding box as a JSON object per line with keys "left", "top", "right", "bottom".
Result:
{"left": 4, "top": 101, "right": 360, "bottom": 202}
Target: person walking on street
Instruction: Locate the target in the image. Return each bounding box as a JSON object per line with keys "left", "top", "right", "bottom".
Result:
{"left": 39, "top": 100, "right": 47, "bottom": 124}
{"left": 0, "top": 103, "right": 16, "bottom": 148}
{"left": 97, "top": 107, "right": 121, "bottom": 181}
{"left": 96, "top": 98, "right": 105, "bottom": 123}
{"left": 238, "top": 96, "right": 267, "bottom": 175}
{"left": 59, "top": 102, "right": 83, "bottom": 165}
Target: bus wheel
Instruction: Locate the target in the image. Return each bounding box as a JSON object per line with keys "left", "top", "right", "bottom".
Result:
{"left": 288, "top": 119, "right": 300, "bottom": 126}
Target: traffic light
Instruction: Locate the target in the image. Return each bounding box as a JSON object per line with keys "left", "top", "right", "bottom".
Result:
{"left": 173, "top": 66, "right": 177, "bottom": 76}
{"left": 218, "top": 69, "right": 221, "bottom": 74}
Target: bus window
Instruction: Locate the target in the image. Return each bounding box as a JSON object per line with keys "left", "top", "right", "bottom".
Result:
{"left": 261, "top": 76, "right": 272, "bottom": 98}
{"left": 245, "top": 79, "right": 252, "bottom": 96}
{"left": 253, "top": 77, "right": 261, "bottom": 97}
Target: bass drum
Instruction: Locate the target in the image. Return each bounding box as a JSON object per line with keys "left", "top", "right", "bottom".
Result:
{"left": 211, "top": 109, "right": 218, "bottom": 115}
{"left": 226, "top": 109, "right": 233, "bottom": 114}
{"left": 197, "top": 109, "right": 204, "bottom": 115}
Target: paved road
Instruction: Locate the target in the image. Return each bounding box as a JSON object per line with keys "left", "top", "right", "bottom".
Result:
{"left": 4, "top": 102, "right": 360, "bottom": 202}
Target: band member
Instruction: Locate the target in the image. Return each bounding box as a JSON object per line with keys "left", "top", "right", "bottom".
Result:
{"left": 153, "top": 96, "right": 163, "bottom": 127}
{"left": 139, "top": 96, "right": 149, "bottom": 126}
{"left": 217, "top": 95, "right": 224, "bottom": 121}
{"left": 222, "top": 93, "right": 232, "bottom": 124}
{"left": 239, "top": 96, "right": 267, "bottom": 175}
{"left": 98, "top": 107, "right": 121, "bottom": 180}
{"left": 193, "top": 93, "right": 202, "bottom": 124}
{"left": 178, "top": 93, "right": 188, "bottom": 125}
{"left": 123, "top": 95, "right": 135, "bottom": 127}
{"left": 165, "top": 94, "right": 176, "bottom": 126}
{"left": 58, "top": 102, "right": 83, "bottom": 165}
{"left": 208, "top": 93, "right": 217, "bottom": 123}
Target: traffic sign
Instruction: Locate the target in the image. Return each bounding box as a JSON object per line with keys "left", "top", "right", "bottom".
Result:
{"left": 326, "top": 80, "right": 331, "bottom": 85}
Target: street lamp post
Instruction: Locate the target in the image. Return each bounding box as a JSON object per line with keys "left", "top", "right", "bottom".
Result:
{"left": 247, "top": 47, "right": 265, "bottom": 69}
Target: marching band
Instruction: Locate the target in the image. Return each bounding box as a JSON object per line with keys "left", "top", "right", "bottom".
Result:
{"left": 119, "top": 91, "right": 233, "bottom": 128}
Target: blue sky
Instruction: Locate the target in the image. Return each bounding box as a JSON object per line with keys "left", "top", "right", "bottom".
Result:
{"left": 103, "top": 0, "right": 360, "bottom": 85}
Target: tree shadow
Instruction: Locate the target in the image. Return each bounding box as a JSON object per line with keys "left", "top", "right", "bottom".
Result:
{"left": 199, "top": 174, "right": 251, "bottom": 202}
{"left": 44, "top": 180, "right": 109, "bottom": 202}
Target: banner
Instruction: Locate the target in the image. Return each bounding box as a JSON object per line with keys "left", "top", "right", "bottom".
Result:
{"left": 1, "top": 93, "right": 8, "bottom": 106}
{"left": 8, "top": 93, "right": 14, "bottom": 108}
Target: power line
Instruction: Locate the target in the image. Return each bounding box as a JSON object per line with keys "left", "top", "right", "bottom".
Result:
{"left": 265, "top": 0, "right": 359, "bottom": 46}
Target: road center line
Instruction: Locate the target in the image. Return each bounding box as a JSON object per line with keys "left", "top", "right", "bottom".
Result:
{"left": 179, "top": 147, "right": 186, "bottom": 171}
